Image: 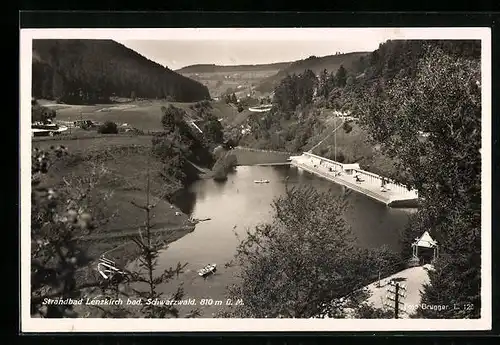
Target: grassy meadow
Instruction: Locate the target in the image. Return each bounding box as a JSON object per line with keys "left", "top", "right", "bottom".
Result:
{"left": 34, "top": 134, "right": 193, "bottom": 270}
{"left": 180, "top": 70, "right": 278, "bottom": 99}
{"left": 40, "top": 99, "right": 201, "bottom": 131}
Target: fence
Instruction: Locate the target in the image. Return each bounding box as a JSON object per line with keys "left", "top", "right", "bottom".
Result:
{"left": 351, "top": 168, "right": 418, "bottom": 198}
{"left": 302, "top": 152, "right": 359, "bottom": 172}
{"left": 298, "top": 152, "right": 418, "bottom": 200}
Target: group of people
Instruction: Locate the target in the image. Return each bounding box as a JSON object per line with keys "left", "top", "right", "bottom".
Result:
{"left": 354, "top": 174, "right": 364, "bottom": 183}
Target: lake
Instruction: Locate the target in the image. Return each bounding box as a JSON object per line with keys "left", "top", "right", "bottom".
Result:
{"left": 129, "top": 165, "right": 415, "bottom": 317}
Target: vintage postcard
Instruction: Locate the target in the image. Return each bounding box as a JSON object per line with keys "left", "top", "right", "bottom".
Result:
{"left": 20, "top": 27, "right": 491, "bottom": 332}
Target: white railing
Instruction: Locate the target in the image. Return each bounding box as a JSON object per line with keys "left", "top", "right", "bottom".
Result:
{"left": 302, "top": 152, "right": 359, "bottom": 172}
{"left": 296, "top": 152, "right": 418, "bottom": 199}
{"left": 352, "top": 168, "right": 417, "bottom": 197}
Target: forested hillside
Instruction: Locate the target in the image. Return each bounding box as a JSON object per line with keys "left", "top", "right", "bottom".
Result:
{"left": 32, "top": 39, "right": 211, "bottom": 104}
{"left": 348, "top": 39, "right": 480, "bottom": 88}
{"left": 236, "top": 39, "right": 482, "bottom": 318}
{"left": 255, "top": 52, "right": 369, "bottom": 92}
{"left": 238, "top": 40, "right": 481, "bottom": 168}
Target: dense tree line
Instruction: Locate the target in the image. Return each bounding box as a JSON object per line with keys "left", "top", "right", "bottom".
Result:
{"left": 234, "top": 39, "right": 482, "bottom": 319}
{"left": 255, "top": 52, "right": 368, "bottom": 93}
{"left": 222, "top": 185, "right": 401, "bottom": 318}
{"left": 32, "top": 40, "right": 210, "bottom": 104}
{"left": 189, "top": 101, "right": 225, "bottom": 145}
{"left": 351, "top": 40, "right": 481, "bottom": 88}
{"left": 224, "top": 93, "right": 238, "bottom": 105}
{"left": 358, "top": 45, "right": 481, "bottom": 318}
{"left": 273, "top": 69, "right": 317, "bottom": 113}
{"left": 242, "top": 68, "right": 343, "bottom": 151}
{"left": 31, "top": 99, "right": 56, "bottom": 122}
{"left": 152, "top": 104, "right": 225, "bottom": 186}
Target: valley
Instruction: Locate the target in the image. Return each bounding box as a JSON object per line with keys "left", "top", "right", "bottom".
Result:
{"left": 28, "top": 36, "right": 482, "bottom": 321}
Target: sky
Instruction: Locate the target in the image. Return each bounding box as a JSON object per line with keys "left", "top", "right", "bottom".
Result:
{"left": 112, "top": 28, "right": 409, "bottom": 70}
{"left": 25, "top": 27, "right": 488, "bottom": 71}
{"left": 115, "top": 39, "right": 384, "bottom": 70}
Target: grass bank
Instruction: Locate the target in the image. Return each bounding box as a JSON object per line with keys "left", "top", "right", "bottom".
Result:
{"left": 35, "top": 137, "right": 197, "bottom": 285}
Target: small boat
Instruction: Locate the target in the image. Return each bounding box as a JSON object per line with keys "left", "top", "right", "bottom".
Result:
{"left": 198, "top": 263, "right": 217, "bottom": 277}
{"left": 254, "top": 179, "right": 270, "bottom": 184}
{"left": 189, "top": 217, "right": 211, "bottom": 224}
{"left": 97, "top": 256, "right": 127, "bottom": 283}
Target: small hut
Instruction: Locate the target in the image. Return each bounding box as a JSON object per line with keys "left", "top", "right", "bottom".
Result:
{"left": 411, "top": 231, "right": 439, "bottom": 265}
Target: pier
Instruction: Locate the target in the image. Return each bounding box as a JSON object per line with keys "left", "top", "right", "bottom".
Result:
{"left": 290, "top": 152, "right": 419, "bottom": 208}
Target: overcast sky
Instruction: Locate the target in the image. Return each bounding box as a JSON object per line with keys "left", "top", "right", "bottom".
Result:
{"left": 26, "top": 28, "right": 482, "bottom": 71}
{"left": 116, "top": 39, "right": 388, "bottom": 70}
{"left": 115, "top": 39, "right": 384, "bottom": 70}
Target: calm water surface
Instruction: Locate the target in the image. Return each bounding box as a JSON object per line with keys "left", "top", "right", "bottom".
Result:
{"left": 129, "top": 165, "right": 415, "bottom": 317}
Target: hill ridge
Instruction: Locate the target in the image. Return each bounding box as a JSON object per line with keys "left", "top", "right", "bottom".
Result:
{"left": 255, "top": 51, "right": 371, "bottom": 92}
{"left": 32, "top": 39, "right": 210, "bottom": 104}
{"left": 176, "top": 62, "right": 293, "bottom": 73}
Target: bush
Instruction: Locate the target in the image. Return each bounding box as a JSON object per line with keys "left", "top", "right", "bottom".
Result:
{"left": 343, "top": 121, "right": 353, "bottom": 134}
{"left": 325, "top": 149, "right": 345, "bottom": 163}
{"left": 98, "top": 121, "right": 118, "bottom": 134}
{"left": 212, "top": 152, "right": 237, "bottom": 181}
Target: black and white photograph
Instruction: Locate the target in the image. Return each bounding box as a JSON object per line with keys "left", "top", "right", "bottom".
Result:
{"left": 20, "top": 27, "right": 491, "bottom": 332}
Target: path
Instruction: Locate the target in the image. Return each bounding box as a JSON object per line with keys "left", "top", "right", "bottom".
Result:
{"left": 362, "top": 264, "right": 432, "bottom": 318}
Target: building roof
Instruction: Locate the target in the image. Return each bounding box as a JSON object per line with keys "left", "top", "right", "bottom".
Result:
{"left": 413, "top": 231, "right": 437, "bottom": 248}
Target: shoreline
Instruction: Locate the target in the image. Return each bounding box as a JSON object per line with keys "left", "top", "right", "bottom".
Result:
{"left": 80, "top": 223, "right": 197, "bottom": 267}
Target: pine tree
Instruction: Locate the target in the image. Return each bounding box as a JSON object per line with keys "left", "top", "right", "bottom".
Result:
{"left": 335, "top": 65, "right": 347, "bottom": 88}
{"left": 127, "top": 157, "right": 199, "bottom": 318}
{"left": 360, "top": 46, "right": 481, "bottom": 318}
{"left": 318, "top": 69, "right": 330, "bottom": 99}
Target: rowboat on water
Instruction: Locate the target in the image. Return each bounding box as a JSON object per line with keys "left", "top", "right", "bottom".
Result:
{"left": 97, "top": 256, "right": 127, "bottom": 283}
{"left": 198, "top": 263, "right": 217, "bottom": 277}
{"left": 254, "top": 179, "right": 270, "bottom": 184}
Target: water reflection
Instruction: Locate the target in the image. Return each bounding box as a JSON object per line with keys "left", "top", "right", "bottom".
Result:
{"left": 155, "top": 165, "right": 414, "bottom": 317}
{"left": 170, "top": 189, "right": 197, "bottom": 215}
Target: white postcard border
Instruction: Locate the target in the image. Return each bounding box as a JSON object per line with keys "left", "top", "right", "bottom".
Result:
{"left": 20, "top": 27, "right": 492, "bottom": 332}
